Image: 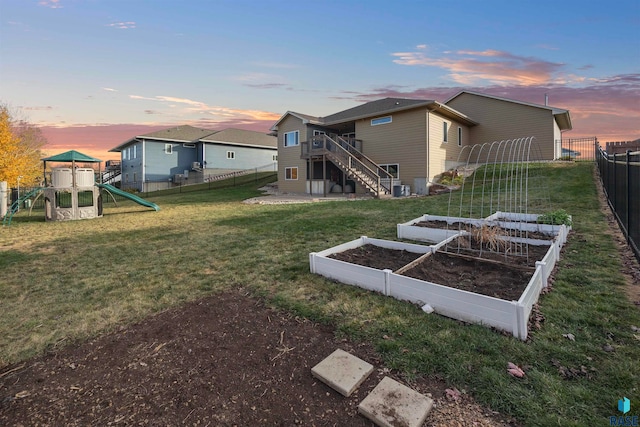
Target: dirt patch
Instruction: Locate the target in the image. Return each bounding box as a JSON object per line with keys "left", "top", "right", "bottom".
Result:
{"left": 413, "top": 220, "right": 556, "bottom": 241}
{"left": 403, "top": 252, "right": 532, "bottom": 301}
{"left": 329, "top": 245, "right": 423, "bottom": 271}
{"left": 0, "top": 289, "right": 514, "bottom": 426}
{"left": 443, "top": 237, "right": 551, "bottom": 267}
{"left": 330, "top": 244, "right": 535, "bottom": 301}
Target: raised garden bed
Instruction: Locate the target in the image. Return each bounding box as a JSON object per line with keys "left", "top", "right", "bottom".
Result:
{"left": 310, "top": 235, "right": 559, "bottom": 340}
{"left": 397, "top": 212, "right": 570, "bottom": 248}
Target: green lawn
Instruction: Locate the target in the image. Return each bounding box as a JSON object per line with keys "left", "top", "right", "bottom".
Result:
{"left": 1, "top": 162, "right": 638, "bottom": 426}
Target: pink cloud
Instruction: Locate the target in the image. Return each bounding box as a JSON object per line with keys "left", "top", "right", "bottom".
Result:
{"left": 392, "top": 48, "right": 566, "bottom": 86}
{"left": 129, "top": 94, "right": 281, "bottom": 121}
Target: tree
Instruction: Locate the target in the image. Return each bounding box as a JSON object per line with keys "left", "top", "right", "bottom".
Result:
{"left": 0, "top": 103, "right": 46, "bottom": 187}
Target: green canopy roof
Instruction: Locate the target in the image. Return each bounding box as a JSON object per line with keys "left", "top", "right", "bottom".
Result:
{"left": 42, "top": 150, "right": 102, "bottom": 163}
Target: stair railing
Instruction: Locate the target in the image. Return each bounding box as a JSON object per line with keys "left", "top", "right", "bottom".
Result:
{"left": 309, "top": 135, "right": 393, "bottom": 196}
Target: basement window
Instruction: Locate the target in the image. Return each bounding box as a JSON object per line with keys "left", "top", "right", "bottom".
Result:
{"left": 285, "top": 167, "right": 298, "bottom": 180}
{"left": 371, "top": 116, "right": 392, "bottom": 126}
{"left": 380, "top": 164, "right": 399, "bottom": 179}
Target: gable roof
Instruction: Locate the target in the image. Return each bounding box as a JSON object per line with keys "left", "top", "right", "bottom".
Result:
{"left": 270, "top": 111, "right": 322, "bottom": 131}
{"left": 136, "top": 125, "right": 217, "bottom": 142}
{"left": 110, "top": 125, "right": 276, "bottom": 152}
{"left": 322, "top": 98, "right": 433, "bottom": 124}
{"left": 200, "top": 128, "right": 276, "bottom": 149}
{"left": 445, "top": 90, "right": 572, "bottom": 131}
{"left": 270, "top": 97, "right": 477, "bottom": 131}
{"left": 42, "top": 150, "right": 102, "bottom": 163}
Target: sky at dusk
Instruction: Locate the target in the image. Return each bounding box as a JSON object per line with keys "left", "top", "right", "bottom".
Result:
{"left": 1, "top": 0, "right": 639, "bottom": 162}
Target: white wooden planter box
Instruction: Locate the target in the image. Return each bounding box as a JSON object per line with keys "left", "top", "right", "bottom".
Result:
{"left": 398, "top": 212, "right": 570, "bottom": 248}
{"left": 397, "top": 215, "right": 486, "bottom": 243}
{"left": 485, "top": 211, "right": 573, "bottom": 235}
{"left": 310, "top": 236, "right": 556, "bottom": 340}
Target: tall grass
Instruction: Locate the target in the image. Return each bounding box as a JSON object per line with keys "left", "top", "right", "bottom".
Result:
{"left": 1, "top": 162, "right": 638, "bottom": 426}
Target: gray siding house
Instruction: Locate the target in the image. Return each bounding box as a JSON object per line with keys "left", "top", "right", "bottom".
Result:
{"left": 110, "top": 125, "right": 277, "bottom": 192}
{"left": 271, "top": 92, "right": 571, "bottom": 197}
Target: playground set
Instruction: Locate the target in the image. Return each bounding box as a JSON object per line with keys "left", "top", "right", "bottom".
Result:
{"left": 2, "top": 150, "right": 158, "bottom": 226}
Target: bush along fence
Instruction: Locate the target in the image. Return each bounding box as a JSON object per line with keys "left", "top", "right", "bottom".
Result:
{"left": 596, "top": 145, "right": 640, "bottom": 262}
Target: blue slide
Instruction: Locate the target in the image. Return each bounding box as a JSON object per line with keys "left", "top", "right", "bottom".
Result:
{"left": 97, "top": 183, "right": 160, "bottom": 211}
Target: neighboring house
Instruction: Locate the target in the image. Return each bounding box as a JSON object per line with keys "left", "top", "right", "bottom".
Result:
{"left": 270, "top": 92, "right": 572, "bottom": 197}
{"left": 109, "top": 125, "right": 277, "bottom": 191}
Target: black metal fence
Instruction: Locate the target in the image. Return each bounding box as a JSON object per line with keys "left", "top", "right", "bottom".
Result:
{"left": 5, "top": 186, "right": 46, "bottom": 210}
{"left": 596, "top": 145, "right": 640, "bottom": 262}
{"left": 555, "top": 137, "right": 597, "bottom": 161}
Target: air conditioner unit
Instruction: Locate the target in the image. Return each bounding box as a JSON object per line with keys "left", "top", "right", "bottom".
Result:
{"left": 192, "top": 161, "right": 201, "bottom": 169}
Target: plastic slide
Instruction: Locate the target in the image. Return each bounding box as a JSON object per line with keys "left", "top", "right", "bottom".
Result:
{"left": 97, "top": 183, "right": 160, "bottom": 211}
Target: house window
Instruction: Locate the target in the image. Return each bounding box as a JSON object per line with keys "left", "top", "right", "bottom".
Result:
{"left": 371, "top": 116, "right": 392, "bottom": 126}
{"left": 273, "top": 154, "right": 278, "bottom": 161}
{"left": 125, "top": 173, "right": 129, "bottom": 183}
{"left": 133, "top": 173, "right": 137, "bottom": 182}
{"left": 183, "top": 143, "right": 195, "bottom": 148}
{"left": 165, "top": 144, "right": 173, "bottom": 154}
{"left": 458, "top": 127, "right": 462, "bottom": 147}
{"left": 284, "top": 131, "right": 299, "bottom": 147}
{"left": 313, "top": 130, "right": 326, "bottom": 136}
{"left": 133, "top": 145, "right": 137, "bottom": 159}
{"left": 227, "top": 151, "right": 235, "bottom": 159}
{"left": 285, "top": 167, "right": 298, "bottom": 180}
{"left": 380, "top": 164, "right": 399, "bottom": 179}
{"left": 443, "top": 122, "right": 448, "bottom": 142}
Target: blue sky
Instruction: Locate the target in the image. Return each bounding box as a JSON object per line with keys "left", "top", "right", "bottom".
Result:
{"left": 1, "top": 0, "right": 638, "bottom": 160}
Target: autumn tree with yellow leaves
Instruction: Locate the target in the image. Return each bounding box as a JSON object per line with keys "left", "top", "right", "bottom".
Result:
{"left": 0, "top": 103, "right": 47, "bottom": 187}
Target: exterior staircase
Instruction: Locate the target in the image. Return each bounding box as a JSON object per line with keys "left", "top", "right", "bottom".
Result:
{"left": 303, "top": 135, "right": 394, "bottom": 198}
{"left": 101, "top": 168, "right": 121, "bottom": 184}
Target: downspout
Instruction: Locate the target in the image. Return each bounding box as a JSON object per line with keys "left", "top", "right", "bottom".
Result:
{"left": 426, "top": 107, "right": 433, "bottom": 189}
{"left": 141, "top": 139, "right": 145, "bottom": 191}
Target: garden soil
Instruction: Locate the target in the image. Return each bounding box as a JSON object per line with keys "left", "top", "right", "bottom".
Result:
{"left": 0, "top": 289, "right": 515, "bottom": 426}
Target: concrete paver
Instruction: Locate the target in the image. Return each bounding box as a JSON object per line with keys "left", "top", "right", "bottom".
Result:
{"left": 358, "top": 376, "right": 433, "bottom": 427}
{"left": 311, "top": 349, "right": 374, "bottom": 397}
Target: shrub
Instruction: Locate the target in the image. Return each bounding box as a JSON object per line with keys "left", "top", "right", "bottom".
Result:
{"left": 537, "top": 209, "right": 572, "bottom": 225}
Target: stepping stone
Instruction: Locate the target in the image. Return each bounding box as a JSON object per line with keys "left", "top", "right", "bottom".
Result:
{"left": 311, "top": 349, "right": 374, "bottom": 397}
{"left": 358, "top": 376, "right": 433, "bottom": 427}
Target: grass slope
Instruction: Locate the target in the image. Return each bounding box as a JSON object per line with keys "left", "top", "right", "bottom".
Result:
{"left": 1, "top": 162, "right": 638, "bottom": 426}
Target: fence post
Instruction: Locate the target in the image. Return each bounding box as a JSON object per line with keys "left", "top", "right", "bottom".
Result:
{"left": 612, "top": 152, "right": 616, "bottom": 211}
{"left": 626, "top": 150, "right": 631, "bottom": 245}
